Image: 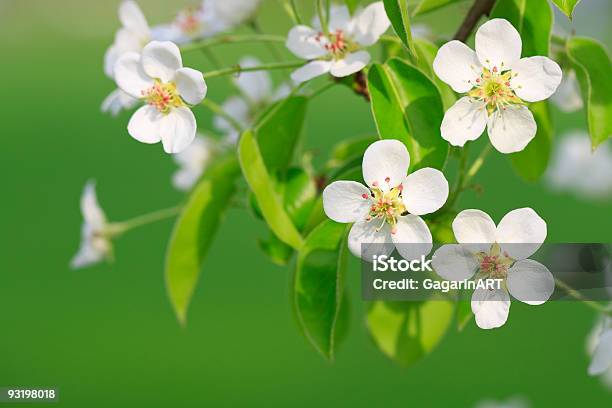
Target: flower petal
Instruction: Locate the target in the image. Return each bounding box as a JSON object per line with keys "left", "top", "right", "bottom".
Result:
{"left": 159, "top": 107, "right": 197, "bottom": 154}
{"left": 433, "top": 40, "right": 481, "bottom": 93}
{"left": 432, "top": 244, "right": 479, "bottom": 281}
{"left": 119, "top": 0, "right": 150, "bottom": 37}
{"left": 440, "top": 97, "right": 487, "bottom": 147}
{"left": 175, "top": 67, "right": 207, "bottom": 105}
{"left": 127, "top": 105, "right": 163, "bottom": 144}
{"left": 114, "top": 52, "right": 153, "bottom": 98}
{"left": 550, "top": 70, "right": 583, "bottom": 113}
{"left": 286, "top": 25, "right": 328, "bottom": 60}
{"left": 475, "top": 18, "right": 522, "bottom": 70}
{"left": 101, "top": 89, "right": 138, "bottom": 117}
{"left": 70, "top": 238, "right": 107, "bottom": 269}
{"left": 589, "top": 330, "right": 612, "bottom": 376}
{"left": 510, "top": 56, "right": 562, "bottom": 102}
{"left": 348, "top": 220, "right": 394, "bottom": 261}
{"left": 313, "top": 4, "right": 351, "bottom": 33}
{"left": 507, "top": 259, "right": 554, "bottom": 305}
{"left": 452, "top": 209, "right": 496, "bottom": 253}
{"left": 391, "top": 215, "right": 433, "bottom": 261}
{"left": 362, "top": 139, "right": 410, "bottom": 190}
{"left": 214, "top": 96, "right": 250, "bottom": 134}
{"left": 235, "top": 56, "right": 273, "bottom": 103}
{"left": 402, "top": 168, "right": 449, "bottom": 216}
{"left": 496, "top": 207, "right": 547, "bottom": 260}
{"left": 322, "top": 181, "right": 372, "bottom": 223}
{"left": 471, "top": 285, "right": 511, "bottom": 329}
{"left": 487, "top": 105, "right": 536, "bottom": 154}
{"left": 81, "top": 180, "right": 107, "bottom": 228}
{"left": 290, "top": 60, "right": 333, "bottom": 83}
{"left": 330, "top": 51, "right": 370, "bottom": 77}
{"left": 350, "top": 2, "right": 391, "bottom": 46}
{"left": 141, "top": 41, "right": 183, "bottom": 82}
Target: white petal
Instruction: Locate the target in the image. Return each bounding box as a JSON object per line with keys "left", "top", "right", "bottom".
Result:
{"left": 330, "top": 51, "right": 370, "bottom": 77}
{"left": 432, "top": 244, "right": 479, "bottom": 281}
{"left": 286, "top": 25, "right": 328, "bottom": 59}
{"left": 290, "top": 60, "right": 333, "bottom": 83}
{"left": 235, "top": 56, "right": 273, "bottom": 103}
{"left": 496, "top": 208, "right": 547, "bottom": 260}
{"left": 119, "top": 0, "right": 150, "bottom": 37}
{"left": 433, "top": 41, "right": 481, "bottom": 93}
{"left": 348, "top": 220, "right": 395, "bottom": 261}
{"left": 214, "top": 96, "right": 250, "bottom": 134}
{"left": 313, "top": 4, "right": 351, "bottom": 33}
{"left": 391, "top": 215, "right": 433, "bottom": 261}
{"left": 172, "top": 168, "right": 201, "bottom": 191}
{"left": 402, "top": 168, "right": 449, "bottom": 216}
{"left": 589, "top": 330, "right": 612, "bottom": 376}
{"left": 141, "top": 41, "right": 183, "bottom": 82}
{"left": 471, "top": 286, "right": 511, "bottom": 329}
{"left": 104, "top": 44, "right": 120, "bottom": 78}
{"left": 350, "top": 2, "right": 390, "bottom": 46}
{"left": 475, "top": 18, "right": 522, "bottom": 70}
{"left": 70, "top": 239, "right": 106, "bottom": 269}
{"left": 440, "top": 97, "right": 487, "bottom": 147}
{"left": 506, "top": 259, "right": 554, "bottom": 305}
{"left": 114, "top": 52, "right": 153, "bottom": 98}
{"left": 487, "top": 105, "right": 536, "bottom": 154}
{"left": 81, "top": 180, "right": 107, "bottom": 228}
{"left": 550, "top": 70, "right": 583, "bottom": 113}
{"left": 452, "top": 209, "right": 496, "bottom": 253}
{"left": 159, "top": 107, "right": 197, "bottom": 154}
{"left": 127, "top": 105, "right": 163, "bottom": 144}
{"left": 510, "top": 56, "right": 562, "bottom": 102}
{"left": 362, "top": 139, "right": 410, "bottom": 190}
{"left": 101, "top": 89, "right": 138, "bottom": 117}
{"left": 322, "top": 181, "right": 372, "bottom": 223}
{"left": 175, "top": 67, "right": 207, "bottom": 105}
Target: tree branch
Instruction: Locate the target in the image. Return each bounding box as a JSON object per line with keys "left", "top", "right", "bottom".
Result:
{"left": 453, "top": 0, "right": 496, "bottom": 42}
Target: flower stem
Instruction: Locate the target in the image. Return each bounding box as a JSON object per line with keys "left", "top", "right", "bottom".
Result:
{"left": 316, "top": 0, "right": 330, "bottom": 35}
{"left": 282, "top": 0, "right": 303, "bottom": 25}
{"left": 111, "top": 206, "right": 182, "bottom": 235}
{"left": 204, "top": 61, "right": 305, "bottom": 79}
{"left": 453, "top": 0, "right": 496, "bottom": 42}
{"left": 181, "top": 34, "right": 286, "bottom": 53}
{"left": 465, "top": 143, "right": 492, "bottom": 182}
{"left": 200, "top": 99, "right": 244, "bottom": 133}
{"left": 554, "top": 278, "right": 612, "bottom": 316}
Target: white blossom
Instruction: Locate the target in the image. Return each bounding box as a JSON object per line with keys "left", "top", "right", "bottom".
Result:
{"left": 172, "top": 135, "right": 218, "bottom": 191}
{"left": 587, "top": 315, "right": 612, "bottom": 389}
{"left": 433, "top": 19, "right": 562, "bottom": 153}
{"left": 323, "top": 140, "right": 449, "bottom": 261}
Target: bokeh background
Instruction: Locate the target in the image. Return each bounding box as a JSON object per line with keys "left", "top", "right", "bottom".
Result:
{"left": 1, "top": 0, "right": 611, "bottom": 406}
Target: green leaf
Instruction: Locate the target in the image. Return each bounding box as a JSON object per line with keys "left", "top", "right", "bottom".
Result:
{"left": 254, "top": 96, "right": 309, "bottom": 173}
{"left": 165, "top": 154, "right": 241, "bottom": 325}
{"left": 282, "top": 168, "right": 318, "bottom": 231}
{"left": 327, "top": 136, "right": 377, "bottom": 169}
{"left": 344, "top": 0, "right": 360, "bottom": 13}
{"left": 368, "top": 58, "right": 449, "bottom": 170}
{"left": 409, "top": 39, "right": 457, "bottom": 109}
{"left": 383, "top": 0, "right": 417, "bottom": 56}
{"left": 412, "top": 0, "right": 463, "bottom": 16}
{"left": 258, "top": 233, "right": 293, "bottom": 266}
{"left": 367, "top": 299, "right": 454, "bottom": 367}
{"left": 239, "top": 130, "right": 304, "bottom": 249}
{"left": 509, "top": 102, "right": 553, "bottom": 181}
{"left": 566, "top": 37, "right": 612, "bottom": 148}
{"left": 550, "top": 0, "right": 581, "bottom": 20}
{"left": 491, "top": 0, "right": 552, "bottom": 57}
{"left": 294, "top": 220, "right": 349, "bottom": 360}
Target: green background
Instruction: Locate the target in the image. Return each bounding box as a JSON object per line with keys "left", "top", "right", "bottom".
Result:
{"left": 1, "top": 0, "right": 611, "bottom": 406}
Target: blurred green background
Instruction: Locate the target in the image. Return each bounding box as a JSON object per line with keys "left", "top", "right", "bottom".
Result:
{"left": 1, "top": 0, "right": 611, "bottom": 406}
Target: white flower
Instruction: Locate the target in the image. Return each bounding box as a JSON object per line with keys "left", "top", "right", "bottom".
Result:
{"left": 551, "top": 69, "right": 583, "bottom": 112}
{"left": 172, "top": 135, "right": 217, "bottom": 191}
{"left": 546, "top": 132, "right": 612, "bottom": 200}
{"left": 103, "top": 1, "right": 151, "bottom": 115}
{"left": 114, "top": 41, "right": 207, "bottom": 154}
{"left": 432, "top": 208, "right": 553, "bottom": 329}
{"left": 474, "top": 397, "right": 529, "bottom": 408}
{"left": 322, "top": 139, "right": 449, "bottom": 261}
{"left": 209, "top": 0, "right": 261, "bottom": 27}
{"left": 587, "top": 315, "right": 612, "bottom": 388}
{"left": 285, "top": 2, "right": 390, "bottom": 83}
{"left": 71, "top": 181, "right": 113, "bottom": 269}
{"left": 433, "top": 18, "right": 562, "bottom": 153}
{"left": 150, "top": 1, "right": 226, "bottom": 45}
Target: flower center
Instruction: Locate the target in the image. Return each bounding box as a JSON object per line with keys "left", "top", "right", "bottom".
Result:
{"left": 475, "top": 243, "right": 514, "bottom": 279}
{"left": 176, "top": 6, "right": 202, "bottom": 35}
{"left": 142, "top": 80, "right": 184, "bottom": 114}
{"left": 365, "top": 185, "right": 406, "bottom": 234}
{"left": 316, "top": 29, "right": 357, "bottom": 59}
{"left": 468, "top": 67, "right": 523, "bottom": 115}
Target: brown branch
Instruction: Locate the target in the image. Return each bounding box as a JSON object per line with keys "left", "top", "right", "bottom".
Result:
{"left": 453, "top": 0, "right": 496, "bottom": 42}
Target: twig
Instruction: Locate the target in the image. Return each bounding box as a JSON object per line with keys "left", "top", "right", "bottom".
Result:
{"left": 453, "top": 0, "right": 496, "bottom": 41}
